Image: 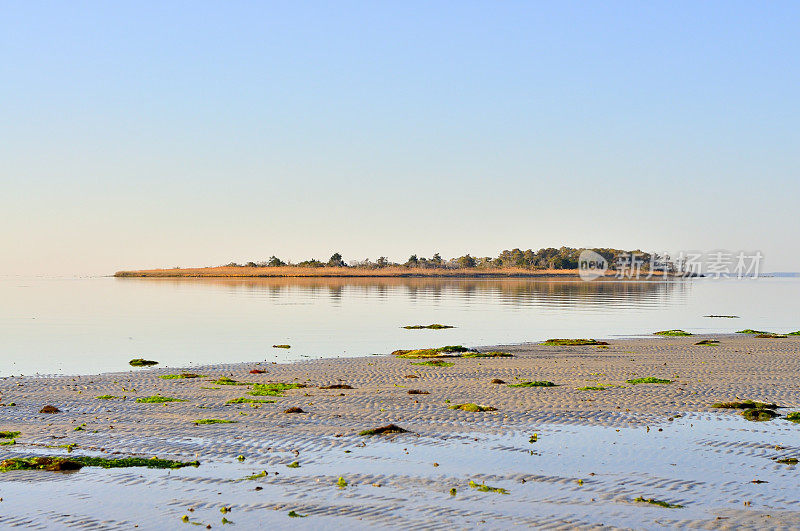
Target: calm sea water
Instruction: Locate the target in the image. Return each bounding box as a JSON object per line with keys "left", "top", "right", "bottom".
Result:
{"left": 1, "top": 276, "right": 798, "bottom": 376}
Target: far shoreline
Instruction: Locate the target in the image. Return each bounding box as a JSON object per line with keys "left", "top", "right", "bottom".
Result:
{"left": 114, "top": 265, "right": 686, "bottom": 280}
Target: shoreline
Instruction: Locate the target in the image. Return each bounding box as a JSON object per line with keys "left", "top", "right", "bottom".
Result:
{"left": 2, "top": 334, "right": 799, "bottom": 528}
{"left": 114, "top": 265, "right": 685, "bottom": 280}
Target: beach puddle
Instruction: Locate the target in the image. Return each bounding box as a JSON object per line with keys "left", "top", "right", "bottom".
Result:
{"left": 0, "top": 413, "right": 798, "bottom": 529}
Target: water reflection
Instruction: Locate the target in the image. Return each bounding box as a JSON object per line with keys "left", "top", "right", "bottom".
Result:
{"left": 124, "top": 277, "right": 692, "bottom": 310}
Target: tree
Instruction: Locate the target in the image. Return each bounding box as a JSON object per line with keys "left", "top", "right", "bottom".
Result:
{"left": 327, "top": 252, "right": 345, "bottom": 267}
{"left": 267, "top": 256, "right": 285, "bottom": 267}
{"left": 376, "top": 256, "right": 389, "bottom": 268}
{"left": 456, "top": 254, "right": 477, "bottom": 268}
{"left": 405, "top": 254, "right": 419, "bottom": 267}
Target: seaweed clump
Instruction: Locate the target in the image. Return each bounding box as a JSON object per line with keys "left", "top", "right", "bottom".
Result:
{"left": 755, "top": 333, "right": 787, "bottom": 338}
{"left": 226, "top": 397, "right": 275, "bottom": 405}
{"left": 129, "top": 358, "right": 158, "bottom": 367}
{"left": 508, "top": 381, "right": 556, "bottom": 388}
{"left": 626, "top": 377, "right": 671, "bottom": 384}
{"left": 712, "top": 400, "right": 780, "bottom": 422}
{"left": 273, "top": 344, "right": 291, "bottom": 349}
{"left": 654, "top": 330, "right": 692, "bottom": 336}
{"left": 468, "top": 480, "right": 508, "bottom": 494}
{"left": 448, "top": 403, "right": 496, "bottom": 412}
{"left": 194, "top": 419, "right": 236, "bottom": 425}
{"left": 391, "top": 345, "right": 470, "bottom": 359}
{"left": 542, "top": 339, "right": 608, "bottom": 346}
{"left": 213, "top": 376, "right": 249, "bottom": 386}
{"left": 320, "top": 384, "right": 354, "bottom": 389}
{"left": 461, "top": 351, "right": 513, "bottom": 358}
{"left": 634, "top": 496, "right": 683, "bottom": 508}
{"left": 736, "top": 329, "right": 770, "bottom": 334}
{"left": 695, "top": 339, "right": 720, "bottom": 345}
{"left": 359, "top": 424, "right": 408, "bottom": 436}
{"left": 402, "top": 324, "right": 455, "bottom": 329}
{"left": 410, "top": 360, "right": 454, "bottom": 367}
{"left": 786, "top": 412, "right": 800, "bottom": 424}
{"left": 248, "top": 382, "right": 304, "bottom": 397}
{"left": 159, "top": 373, "right": 203, "bottom": 379}
{"left": 135, "top": 395, "right": 186, "bottom": 403}
{"left": 0, "top": 456, "right": 198, "bottom": 472}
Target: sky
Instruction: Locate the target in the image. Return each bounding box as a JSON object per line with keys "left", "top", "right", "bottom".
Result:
{"left": 2, "top": 1, "right": 798, "bottom": 275}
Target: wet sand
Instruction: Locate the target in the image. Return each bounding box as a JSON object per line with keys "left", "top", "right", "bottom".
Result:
{"left": 1, "top": 334, "right": 799, "bottom": 529}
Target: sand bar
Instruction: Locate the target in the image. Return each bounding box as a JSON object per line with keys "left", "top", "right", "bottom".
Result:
{"left": 0, "top": 334, "right": 799, "bottom": 529}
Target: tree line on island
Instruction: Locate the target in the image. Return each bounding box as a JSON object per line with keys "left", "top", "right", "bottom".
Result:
{"left": 224, "top": 247, "right": 674, "bottom": 271}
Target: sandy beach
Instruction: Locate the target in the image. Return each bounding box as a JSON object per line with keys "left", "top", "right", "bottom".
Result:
{"left": 1, "top": 334, "right": 799, "bottom": 529}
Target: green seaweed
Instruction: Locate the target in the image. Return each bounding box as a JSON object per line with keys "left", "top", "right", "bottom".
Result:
{"left": 336, "top": 476, "right": 348, "bottom": 488}
{"left": 508, "top": 381, "right": 556, "bottom": 388}
{"left": 576, "top": 386, "right": 609, "bottom": 391}
{"left": 448, "top": 403, "right": 496, "bottom": 412}
{"left": 785, "top": 412, "right": 800, "bottom": 423}
{"left": 273, "top": 344, "right": 291, "bottom": 349}
{"left": 755, "top": 333, "right": 787, "bottom": 338}
{"left": 159, "top": 373, "right": 204, "bottom": 379}
{"left": 402, "top": 324, "right": 455, "bottom": 329}
{"left": 736, "top": 329, "right": 770, "bottom": 334}
{"left": 449, "top": 487, "right": 457, "bottom": 496}
{"left": 626, "top": 377, "right": 671, "bottom": 384}
{"left": 359, "top": 424, "right": 408, "bottom": 436}
{"left": 694, "top": 339, "right": 720, "bottom": 345}
{"left": 135, "top": 395, "right": 186, "bottom": 403}
{"left": 410, "top": 360, "right": 454, "bottom": 367}
{"left": 226, "top": 397, "right": 276, "bottom": 405}
{"left": 286, "top": 461, "right": 300, "bottom": 468}
{"left": 248, "top": 382, "right": 303, "bottom": 397}
{"left": 654, "top": 330, "right": 692, "bottom": 336}
{"left": 129, "top": 358, "right": 158, "bottom": 367}
{"left": 288, "top": 510, "right": 306, "bottom": 518}
{"left": 542, "top": 339, "right": 608, "bottom": 346}
{"left": 461, "top": 351, "right": 513, "bottom": 358}
{"left": 468, "top": 480, "right": 508, "bottom": 494}
{"left": 634, "top": 496, "right": 683, "bottom": 508}
{"left": 0, "top": 431, "right": 20, "bottom": 439}
{"left": 391, "top": 345, "right": 470, "bottom": 358}
{"left": 788, "top": 331, "right": 800, "bottom": 336}
{"left": 742, "top": 408, "right": 779, "bottom": 421}
{"left": 212, "top": 376, "right": 249, "bottom": 386}
{"left": 242, "top": 470, "right": 267, "bottom": 480}
{"left": 194, "top": 419, "right": 236, "bottom": 425}
{"left": 0, "top": 456, "right": 198, "bottom": 472}
{"left": 95, "top": 395, "right": 122, "bottom": 400}
{"left": 775, "top": 457, "right": 798, "bottom": 465}
{"left": 711, "top": 400, "right": 778, "bottom": 410}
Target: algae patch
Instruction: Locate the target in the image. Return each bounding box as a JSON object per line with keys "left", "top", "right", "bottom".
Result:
{"left": 508, "top": 381, "right": 556, "bottom": 388}
{"left": 634, "top": 496, "right": 683, "bottom": 508}
{"left": 402, "top": 324, "right": 454, "bottom": 329}
{"left": 129, "top": 358, "right": 158, "bottom": 367}
{"left": 359, "top": 424, "right": 408, "bottom": 436}
{"left": 448, "top": 403, "right": 496, "bottom": 412}
{"left": 410, "top": 360, "right": 454, "bottom": 367}
{"left": 654, "top": 330, "right": 692, "bottom": 336}
{"left": 626, "top": 377, "right": 671, "bottom": 384}
{"left": 248, "top": 382, "right": 304, "bottom": 397}
{"left": 542, "top": 339, "right": 608, "bottom": 346}
{"left": 135, "top": 395, "right": 186, "bottom": 403}
{"left": 468, "top": 480, "right": 508, "bottom": 494}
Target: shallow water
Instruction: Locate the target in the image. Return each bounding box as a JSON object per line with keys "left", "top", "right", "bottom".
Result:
{"left": 0, "top": 413, "right": 798, "bottom": 529}
{"left": 1, "top": 276, "right": 799, "bottom": 376}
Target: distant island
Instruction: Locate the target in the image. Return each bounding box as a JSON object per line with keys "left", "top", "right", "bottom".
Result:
{"left": 115, "top": 247, "right": 687, "bottom": 279}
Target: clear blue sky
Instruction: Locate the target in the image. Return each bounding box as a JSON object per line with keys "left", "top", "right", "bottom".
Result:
{"left": 2, "top": 1, "right": 798, "bottom": 274}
